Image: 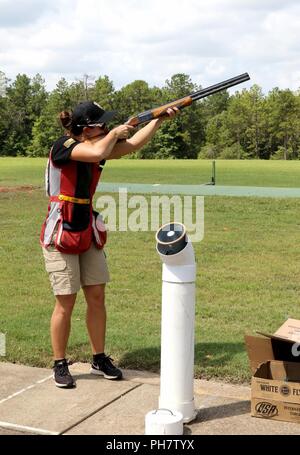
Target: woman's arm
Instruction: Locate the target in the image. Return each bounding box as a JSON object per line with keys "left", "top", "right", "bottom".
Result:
{"left": 107, "top": 108, "right": 179, "bottom": 160}
{"left": 70, "top": 125, "right": 133, "bottom": 163}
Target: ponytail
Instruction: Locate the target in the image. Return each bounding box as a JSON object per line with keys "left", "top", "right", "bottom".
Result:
{"left": 59, "top": 110, "right": 83, "bottom": 136}
{"left": 59, "top": 111, "right": 72, "bottom": 130}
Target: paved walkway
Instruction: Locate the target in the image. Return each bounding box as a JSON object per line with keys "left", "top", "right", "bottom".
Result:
{"left": 1, "top": 362, "right": 300, "bottom": 435}
{"left": 97, "top": 182, "right": 300, "bottom": 198}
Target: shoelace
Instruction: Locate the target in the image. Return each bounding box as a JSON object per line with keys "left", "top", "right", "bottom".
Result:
{"left": 55, "top": 361, "right": 70, "bottom": 377}
{"left": 105, "top": 355, "right": 115, "bottom": 362}
{"left": 97, "top": 355, "right": 115, "bottom": 367}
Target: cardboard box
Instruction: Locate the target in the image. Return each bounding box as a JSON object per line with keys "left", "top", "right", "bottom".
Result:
{"left": 245, "top": 318, "right": 300, "bottom": 423}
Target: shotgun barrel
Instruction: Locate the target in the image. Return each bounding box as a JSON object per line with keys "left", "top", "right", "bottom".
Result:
{"left": 126, "top": 73, "right": 250, "bottom": 127}
{"left": 190, "top": 73, "right": 250, "bottom": 101}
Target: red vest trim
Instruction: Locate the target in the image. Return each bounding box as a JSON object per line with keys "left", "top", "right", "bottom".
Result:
{"left": 40, "top": 151, "right": 106, "bottom": 254}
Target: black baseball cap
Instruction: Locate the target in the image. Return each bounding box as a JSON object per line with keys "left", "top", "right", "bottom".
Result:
{"left": 72, "top": 101, "right": 116, "bottom": 127}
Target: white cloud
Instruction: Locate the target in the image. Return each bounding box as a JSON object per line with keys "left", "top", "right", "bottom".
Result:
{"left": 0, "top": 0, "right": 299, "bottom": 93}
{"left": 0, "top": 0, "right": 58, "bottom": 27}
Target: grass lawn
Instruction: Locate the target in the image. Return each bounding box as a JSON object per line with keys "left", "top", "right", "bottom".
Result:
{"left": 1, "top": 158, "right": 300, "bottom": 383}
{"left": 1, "top": 157, "right": 300, "bottom": 188}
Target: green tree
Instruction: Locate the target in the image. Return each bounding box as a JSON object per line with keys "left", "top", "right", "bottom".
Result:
{"left": 204, "top": 86, "right": 271, "bottom": 159}
{"left": 5, "top": 74, "right": 34, "bottom": 155}
{"left": 0, "top": 71, "right": 8, "bottom": 97}
{"left": 113, "top": 80, "right": 163, "bottom": 158}
{"left": 114, "top": 80, "right": 158, "bottom": 124}
{"left": 92, "top": 75, "right": 115, "bottom": 112}
{"left": 1, "top": 73, "right": 48, "bottom": 156}
{"left": 202, "top": 90, "right": 230, "bottom": 118}
{"left": 267, "top": 88, "right": 300, "bottom": 159}
{"left": 29, "top": 78, "right": 72, "bottom": 156}
{"left": 205, "top": 111, "right": 231, "bottom": 157}
{"left": 149, "top": 74, "right": 205, "bottom": 159}
{"left": 0, "top": 71, "right": 10, "bottom": 156}
{"left": 243, "top": 85, "right": 269, "bottom": 159}
{"left": 29, "top": 74, "right": 48, "bottom": 120}
{"left": 3, "top": 72, "right": 300, "bottom": 160}
{"left": 68, "top": 74, "right": 96, "bottom": 105}
{"left": 222, "top": 90, "right": 252, "bottom": 157}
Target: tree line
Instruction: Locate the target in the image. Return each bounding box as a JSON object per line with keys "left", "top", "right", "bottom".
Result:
{"left": 0, "top": 71, "right": 299, "bottom": 159}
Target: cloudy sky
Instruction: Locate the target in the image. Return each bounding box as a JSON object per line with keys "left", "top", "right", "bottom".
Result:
{"left": 0, "top": 0, "right": 299, "bottom": 93}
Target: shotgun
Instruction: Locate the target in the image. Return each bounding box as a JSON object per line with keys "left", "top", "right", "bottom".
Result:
{"left": 125, "top": 73, "right": 250, "bottom": 127}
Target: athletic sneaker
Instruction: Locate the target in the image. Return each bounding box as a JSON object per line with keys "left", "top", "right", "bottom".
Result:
{"left": 90, "top": 355, "right": 123, "bottom": 380}
{"left": 53, "top": 359, "right": 76, "bottom": 388}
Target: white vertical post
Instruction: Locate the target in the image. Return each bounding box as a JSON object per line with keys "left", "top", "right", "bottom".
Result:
{"left": 156, "top": 223, "right": 197, "bottom": 423}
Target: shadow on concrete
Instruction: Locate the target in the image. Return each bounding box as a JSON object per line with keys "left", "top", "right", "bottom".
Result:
{"left": 193, "top": 400, "right": 250, "bottom": 424}
{"left": 72, "top": 373, "right": 107, "bottom": 381}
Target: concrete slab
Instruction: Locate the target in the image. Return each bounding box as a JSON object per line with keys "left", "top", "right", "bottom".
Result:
{"left": 0, "top": 363, "right": 138, "bottom": 435}
{"left": 188, "top": 393, "right": 300, "bottom": 435}
{"left": 0, "top": 362, "right": 51, "bottom": 402}
{"left": 194, "top": 378, "right": 251, "bottom": 401}
{"left": 1, "top": 362, "right": 300, "bottom": 435}
{"left": 116, "top": 368, "right": 160, "bottom": 387}
{"left": 66, "top": 373, "right": 300, "bottom": 435}
{"left": 65, "top": 383, "right": 158, "bottom": 435}
{"left": 0, "top": 427, "right": 36, "bottom": 435}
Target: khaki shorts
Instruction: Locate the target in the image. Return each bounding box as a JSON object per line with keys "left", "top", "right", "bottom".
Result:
{"left": 42, "top": 242, "right": 110, "bottom": 295}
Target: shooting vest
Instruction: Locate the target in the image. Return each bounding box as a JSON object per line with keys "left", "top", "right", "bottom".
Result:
{"left": 40, "top": 148, "right": 106, "bottom": 254}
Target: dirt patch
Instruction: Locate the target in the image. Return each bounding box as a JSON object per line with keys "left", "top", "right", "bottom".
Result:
{"left": 0, "top": 185, "right": 40, "bottom": 193}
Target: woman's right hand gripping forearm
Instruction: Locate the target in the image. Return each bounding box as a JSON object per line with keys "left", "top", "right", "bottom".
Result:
{"left": 70, "top": 124, "right": 134, "bottom": 163}
{"left": 111, "top": 124, "right": 134, "bottom": 141}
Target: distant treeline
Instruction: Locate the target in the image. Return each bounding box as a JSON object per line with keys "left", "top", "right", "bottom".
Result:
{"left": 0, "top": 71, "right": 299, "bottom": 159}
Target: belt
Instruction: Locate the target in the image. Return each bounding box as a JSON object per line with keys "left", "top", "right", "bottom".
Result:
{"left": 50, "top": 194, "right": 90, "bottom": 204}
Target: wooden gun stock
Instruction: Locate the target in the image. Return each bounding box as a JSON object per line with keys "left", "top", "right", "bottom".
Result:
{"left": 126, "top": 73, "right": 250, "bottom": 127}
{"left": 126, "top": 96, "right": 193, "bottom": 127}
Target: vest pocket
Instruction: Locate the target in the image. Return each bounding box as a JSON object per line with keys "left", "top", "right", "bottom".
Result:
{"left": 55, "top": 221, "right": 92, "bottom": 254}
{"left": 53, "top": 200, "right": 92, "bottom": 254}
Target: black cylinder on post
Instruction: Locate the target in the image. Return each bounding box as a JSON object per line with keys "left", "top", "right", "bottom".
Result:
{"left": 156, "top": 222, "right": 187, "bottom": 256}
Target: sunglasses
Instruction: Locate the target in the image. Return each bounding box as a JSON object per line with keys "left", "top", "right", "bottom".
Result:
{"left": 88, "top": 123, "right": 106, "bottom": 129}
{"left": 77, "top": 123, "right": 106, "bottom": 129}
